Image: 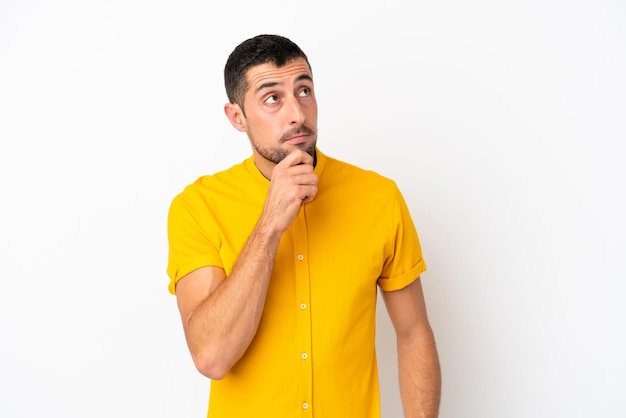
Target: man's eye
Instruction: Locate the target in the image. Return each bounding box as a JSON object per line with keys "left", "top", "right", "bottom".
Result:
{"left": 265, "top": 95, "right": 279, "bottom": 104}
{"left": 299, "top": 87, "right": 311, "bottom": 97}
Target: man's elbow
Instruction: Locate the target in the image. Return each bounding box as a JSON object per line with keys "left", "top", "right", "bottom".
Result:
{"left": 192, "top": 350, "right": 233, "bottom": 380}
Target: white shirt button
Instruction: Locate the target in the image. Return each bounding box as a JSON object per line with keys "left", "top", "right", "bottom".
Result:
{"left": 302, "top": 403, "right": 309, "bottom": 410}
{"left": 300, "top": 303, "right": 307, "bottom": 310}
{"left": 301, "top": 353, "right": 308, "bottom": 360}
{"left": 297, "top": 254, "right": 304, "bottom": 261}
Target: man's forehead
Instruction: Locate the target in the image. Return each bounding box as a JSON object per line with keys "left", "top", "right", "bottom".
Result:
{"left": 246, "top": 58, "right": 313, "bottom": 91}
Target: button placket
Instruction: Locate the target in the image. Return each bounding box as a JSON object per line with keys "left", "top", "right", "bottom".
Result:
{"left": 294, "top": 206, "right": 313, "bottom": 416}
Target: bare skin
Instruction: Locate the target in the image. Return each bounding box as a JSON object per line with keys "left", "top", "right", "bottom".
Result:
{"left": 383, "top": 279, "right": 442, "bottom": 418}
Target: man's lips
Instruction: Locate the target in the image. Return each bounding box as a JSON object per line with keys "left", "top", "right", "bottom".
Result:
{"left": 283, "top": 134, "right": 309, "bottom": 145}
{"left": 280, "top": 126, "right": 316, "bottom": 144}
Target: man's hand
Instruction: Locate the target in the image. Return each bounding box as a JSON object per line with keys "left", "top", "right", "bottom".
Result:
{"left": 261, "top": 150, "right": 318, "bottom": 234}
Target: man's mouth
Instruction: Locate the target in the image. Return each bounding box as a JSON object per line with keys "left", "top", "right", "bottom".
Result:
{"left": 280, "top": 127, "right": 315, "bottom": 144}
{"left": 283, "top": 134, "right": 309, "bottom": 145}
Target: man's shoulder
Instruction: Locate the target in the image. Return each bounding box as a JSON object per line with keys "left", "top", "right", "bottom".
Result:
{"left": 322, "top": 153, "right": 397, "bottom": 188}
{"left": 197, "top": 158, "right": 250, "bottom": 185}
{"left": 171, "top": 157, "right": 253, "bottom": 205}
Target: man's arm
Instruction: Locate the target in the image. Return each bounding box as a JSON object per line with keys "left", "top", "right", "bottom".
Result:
{"left": 175, "top": 150, "right": 318, "bottom": 380}
{"left": 382, "top": 277, "right": 441, "bottom": 418}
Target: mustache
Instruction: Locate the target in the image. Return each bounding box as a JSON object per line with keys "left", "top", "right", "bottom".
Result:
{"left": 279, "top": 126, "right": 316, "bottom": 142}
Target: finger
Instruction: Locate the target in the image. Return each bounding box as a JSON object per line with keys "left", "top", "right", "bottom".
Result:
{"left": 287, "top": 164, "right": 315, "bottom": 178}
{"left": 294, "top": 172, "right": 318, "bottom": 186}
{"left": 279, "top": 149, "right": 313, "bottom": 168}
{"left": 299, "top": 185, "right": 318, "bottom": 203}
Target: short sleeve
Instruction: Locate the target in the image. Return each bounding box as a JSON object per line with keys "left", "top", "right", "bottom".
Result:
{"left": 166, "top": 190, "right": 223, "bottom": 294}
{"left": 377, "top": 185, "right": 427, "bottom": 291}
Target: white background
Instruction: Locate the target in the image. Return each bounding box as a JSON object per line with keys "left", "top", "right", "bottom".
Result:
{"left": 1, "top": 1, "right": 625, "bottom": 417}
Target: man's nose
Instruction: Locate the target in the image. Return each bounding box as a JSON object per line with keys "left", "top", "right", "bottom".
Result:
{"left": 286, "top": 96, "right": 306, "bottom": 125}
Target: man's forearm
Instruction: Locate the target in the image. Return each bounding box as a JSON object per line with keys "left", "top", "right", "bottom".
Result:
{"left": 397, "top": 328, "right": 441, "bottom": 418}
{"left": 185, "top": 221, "right": 282, "bottom": 378}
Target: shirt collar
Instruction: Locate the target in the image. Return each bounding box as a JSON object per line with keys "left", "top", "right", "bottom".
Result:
{"left": 244, "top": 147, "right": 327, "bottom": 191}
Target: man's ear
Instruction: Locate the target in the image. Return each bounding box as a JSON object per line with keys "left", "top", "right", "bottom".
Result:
{"left": 224, "top": 103, "right": 246, "bottom": 132}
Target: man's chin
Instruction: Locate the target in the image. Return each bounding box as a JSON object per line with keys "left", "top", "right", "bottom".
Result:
{"left": 253, "top": 141, "right": 316, "bottom": 165}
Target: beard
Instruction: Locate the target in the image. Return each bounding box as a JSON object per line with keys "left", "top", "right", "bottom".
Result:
{"left": 250, "top": 126, "right": 317, "bottom": 165}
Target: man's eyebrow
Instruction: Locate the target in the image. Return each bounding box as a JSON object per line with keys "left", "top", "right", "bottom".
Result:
{"left": 255, "top": 81, "right": 279, "bottom": 95}
{"left": 254, "top": 74, "right": 313, "bottom": 95}
{"left": 296, "top": 74, "right": 313, "bottom": 83}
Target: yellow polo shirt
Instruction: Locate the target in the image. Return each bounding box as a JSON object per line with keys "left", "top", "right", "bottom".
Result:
{"left": 167, "top": 149, "right": 426, "bottom": 418}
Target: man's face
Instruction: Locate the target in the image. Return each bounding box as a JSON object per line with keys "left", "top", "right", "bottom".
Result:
{"left": 238, "top": 58, "right": 318, "bottom": 174}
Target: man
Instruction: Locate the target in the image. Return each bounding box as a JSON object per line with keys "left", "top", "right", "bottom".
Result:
{"left": 167, "top": 34, "right": 441, "bottom": 417}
